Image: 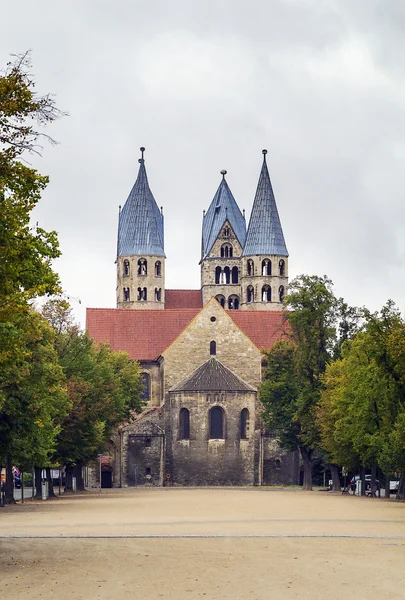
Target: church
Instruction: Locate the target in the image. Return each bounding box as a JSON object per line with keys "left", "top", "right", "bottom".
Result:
{"left": 86, "top": 148, "right": 301, "bottom": 487}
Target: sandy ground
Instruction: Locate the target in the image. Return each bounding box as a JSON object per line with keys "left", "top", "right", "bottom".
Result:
{"left": 1, "top": 488, "right": 404, "bottom": 599}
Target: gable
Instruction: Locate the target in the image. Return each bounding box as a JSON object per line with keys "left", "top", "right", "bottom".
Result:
{"left": 162, "top": 298, "right": 262, "bottom": 391}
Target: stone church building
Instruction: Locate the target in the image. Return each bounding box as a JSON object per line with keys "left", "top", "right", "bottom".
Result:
{"left": 86, "top": 148, "right": 300, "bottom": 487}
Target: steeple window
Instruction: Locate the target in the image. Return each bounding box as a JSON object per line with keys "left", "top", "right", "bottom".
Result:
{"left": 210, "top": 341, "right": 216, "bottom": 355}
{"left": 123, "top": 287, "right": 130, "bottom": 301}
{"left": 262, "top": 259, "right": 271, "bottom": 276}
{"left": 279, "top": 286, "right": 285, "bottom": 303}
{"left": 223, "top": 226, "right": 230, "bottom": 237}
{"left": 240, "top": 408, "right": 249, "bottom": 439}
{"left": 247, "top": 260, "right": 254, "bottom": 276}
{"left": 138, "top": 258, "right": 147, "bottom": 275}
{"left": 220, "top": 244, "right": 233, "bottom": 258}
{"left": 155, "top": 288, "right": 162, "bottom": 302}
{"left": 231, "top": 266, "right": 238, "bottom": 284}
{"left": 137, "top": 287, "right": 147, "bottom": 301}
{"left": 179, "top": 408, "right": 190, "bottom": 440}
{"left": 247, "top": 286, "right": 254, "bottom": 303}
{"left": 228, "top": 295, "right": 240, "bottom": 310}
{"left": 279, "top": 259, "right": 285, "bottom": 276}
{"left": 223, "top": 266, "right": 230, "bottom": 284}
{"left": 209, "top": 406, "right": 224, "bottom": 439}
{"left": 262, "top": 285, "right": 271, "bottom": 302}
{"left": 123, "top": 260, "right": 130, "bottom": 276}
{"left": 215, "top": 266, "right": 221, "bottom": 284}
{"left": 155, "top": 261, "right": 162, "bottom": 277}
{"left": 215, "top": 295, "right": 225, "bottom": 308}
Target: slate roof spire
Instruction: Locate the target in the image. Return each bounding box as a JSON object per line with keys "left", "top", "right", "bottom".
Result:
{"left": 117, "top": 147, "right": 165, "bottom": 258}
{"left": 202, "top": 170, "right": 246, "bottom": 259}
{"left": 242, "top": 150, "right": 288, "bottom": 257}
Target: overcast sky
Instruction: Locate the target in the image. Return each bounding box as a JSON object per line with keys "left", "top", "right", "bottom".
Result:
{"left": 2, "top": 0, "right": 405, "bottom": 325}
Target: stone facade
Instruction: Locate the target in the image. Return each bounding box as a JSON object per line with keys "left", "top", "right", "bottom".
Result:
{"left": 116, "top": 254, "right": 165, "bottom": 310}
{"left": 88, "top": 149, "right": 301, "bottom": 488}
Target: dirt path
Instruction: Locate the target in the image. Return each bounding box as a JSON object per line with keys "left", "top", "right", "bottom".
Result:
{"left": 1, "top": 488, "right": 404, "bottom": 599}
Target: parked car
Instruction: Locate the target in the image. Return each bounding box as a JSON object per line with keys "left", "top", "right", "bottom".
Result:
{"left": 350, "top": 474, "right": 399, "bottom": 495}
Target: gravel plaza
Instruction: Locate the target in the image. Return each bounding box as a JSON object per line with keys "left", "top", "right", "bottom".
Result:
{"left": 1, "top": 487, "right": 404, "bottom": 599}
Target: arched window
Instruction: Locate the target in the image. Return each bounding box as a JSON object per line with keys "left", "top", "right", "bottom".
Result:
{"left": 279, "top": 285, "right": 285, "bottom": 303}
{"left": 279, "top": 259, "right": 285, "bottom": 277}
{"left": 155, "top": 288, "right": 161, "bottom": 301}
{"left": 123, "top": 287, "right": 130, "bottom": 301}
{"left": 262, "top": 259, "right": 271, "bottom": 276}
{"left": 247, "top": 259, "right": 254, "bottom": 276}
{"left": 140, "top": 373, "right": 151, "bottom": 402}
{"left": 209, "top": 406, "right": 224, "bottom": 439}
{"left": 215, "top": 266, "right": 221, "bottom": 284}
{"left": 223, "top": 226, "right": 230, "bottom": 237}
{"left": 215, "top": 295, "right": 225, "bottom": 308}
{"left": 220, "top": 244, "right": 233, "bottom": 258}
{"left": 210, "top": 340, "right": 216, "bottom": 355}
{"left": 231, "top": 266, "right": 238, "bottom": 284}
{"left": 228, "top": 295, "right": 239, "bottom": 310}
{"left": 155, "top": 261, "right": 162, "bottom": 277}
{"left": 179, "top": 408, "right": 190, "bottom": 440}
{"left": 138, "top": 258, "right": 147, "bottom": 275}
{"left": 123, "top": 259, "right": 130, "bottom": 276}
{"left": 145, "top": 467, "right": 151, "bottom": 475}
{"left": 247, "top": 286, "right": 254, "bottom": 303}
{"left": 262, "top": 285, "right": 271, "bottom": 302}
{"left": 240, "top": 408, "right": 249, "bottom": 439}
{"left": 224, "top": 266, "right": 230, "bottom": 284}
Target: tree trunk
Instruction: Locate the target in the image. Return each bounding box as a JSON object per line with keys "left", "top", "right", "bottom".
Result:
{"left": 360, "top": 466, "right": 366, "bottom": 496}
{"left": 384, "top": 473, "right": 390, "bottom": 499}
{"left": 46, "top": 467, "right": 56, "bottom": 498}
{"left": 330, "top": 464, "right": 341, "bottom": 492}
{"left": 73, "top": 462, "right": 85, "bottom": 491}
{"left": 396, "top": 473, "right": 405, "bottom": 500}
{"left": 369, "top": 464, "right": 377, "bottom": 497}
{"left": 65, "top": 465, "right": 73, "bottom": 492}
{"left": 34, "top": 466, "right": 42, "bottom": 498}
{"left": 4, "top": 455, "right": 16, "bottom": 504}
{"left": 300, "top": 447, "right": 313, "bottom": 490}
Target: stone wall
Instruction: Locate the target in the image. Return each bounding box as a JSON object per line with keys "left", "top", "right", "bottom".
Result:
{"left": 167, "top": 389, "right": 257, "bottom": 485}
{"left": 139, "top": 360, "right": 163, "bottom": 407}
{"left": 261, "top": 435, "right": 300, "bottom": 486}
{"left": 121, "top": 411, "right": 165, "bottom": 486}
{"left": 163, "top": 298, "right": 262, "bottom": 393}
{"left": 116, "top": 254, "right": 165, "bottom": 309}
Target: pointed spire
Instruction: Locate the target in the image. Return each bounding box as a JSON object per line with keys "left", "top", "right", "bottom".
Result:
{"left": 117, "top": 147, "right": 165, "bottom": 257}
{"left": 242, "top": 150, "right": 288, "bottom": 257}
{"left": 202, "top": 171, "right": 246, "bottom": 259}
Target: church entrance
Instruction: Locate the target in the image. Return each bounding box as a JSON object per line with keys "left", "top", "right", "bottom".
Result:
{"left": 101, "top": 468, "right": 112, "bottom": 488}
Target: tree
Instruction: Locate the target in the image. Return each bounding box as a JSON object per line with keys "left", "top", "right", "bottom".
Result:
{"left": 41, "top": 298, "right": 145, "bottom": 490}
{"left": 0, "top": 310, "right": 68, "bottom": 503}
{"left": 318, "top": 302, "right": 405, "bottom": 498}
{"left": 261, "top": 275, "right": 344, "bottom": 490}
{"left": 0, "top": 52, "right": 65, "bottom": 320}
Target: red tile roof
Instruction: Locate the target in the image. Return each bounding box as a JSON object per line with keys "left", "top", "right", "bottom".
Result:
{"left": 86, "top": 308, "right": 200, "bottom": 361}
{"left": 86, "top": 306, "right": 288, "bottom": 361}
{"left": 228, "top": 311, "right": 289, "bottom": 351}
{"left": 165, "top": 289, "right": 202, "bottom": 309}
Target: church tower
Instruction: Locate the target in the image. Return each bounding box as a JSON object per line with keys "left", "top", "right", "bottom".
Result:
{"left": 240, "top": 150, "right": 289, "bottom": 310}
{"left": 200, "top": 171, "right": 246, "bottom": 308}
{"left": 116, "top": 148, "right": 166, "bottom": 310}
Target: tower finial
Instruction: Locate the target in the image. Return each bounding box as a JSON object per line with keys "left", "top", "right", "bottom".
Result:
{"left": 220, "top": 169, "right": 227, "bottom": 179}
{"left": 140, "top": 147, "right": 145, "bottom": 162}
{"left": 262, "top": 149, "right": 267, "bottom": 163}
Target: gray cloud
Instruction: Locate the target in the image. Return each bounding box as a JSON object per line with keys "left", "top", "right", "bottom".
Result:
{"left": 2, "top": 0, "right": 405, "bottom": 323}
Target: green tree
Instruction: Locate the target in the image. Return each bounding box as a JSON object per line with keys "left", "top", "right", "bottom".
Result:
{"left": 41, "top": 299, "right": 145, "bottom": 490}
{"left": 260, "top": 275, "right": 343, "bottom": 490}
{"left": 0, "top": 310, "right": 68, "bottom": 503}
{"left": 319, "top": 302, "right": 405, "bottom": 498}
